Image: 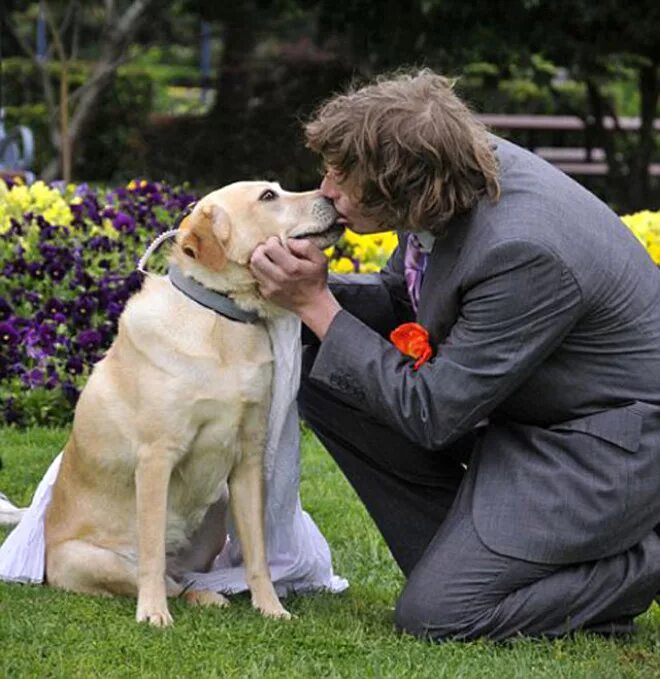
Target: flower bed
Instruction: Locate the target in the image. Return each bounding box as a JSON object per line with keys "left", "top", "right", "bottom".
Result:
{"left": 0, "top": 179, "right": 195, "bottom": 426}
{"left": 0, "top": 177, "right": 657, "bottom": 427}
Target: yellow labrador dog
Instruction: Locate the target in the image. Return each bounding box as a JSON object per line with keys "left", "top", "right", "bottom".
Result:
{"left": 45, "top": 181, "right": 342, "bottom": 626}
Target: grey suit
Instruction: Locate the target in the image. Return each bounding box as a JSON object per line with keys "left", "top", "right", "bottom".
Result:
{"left": 299, "top": 138, "right": 660, "bottom": 640}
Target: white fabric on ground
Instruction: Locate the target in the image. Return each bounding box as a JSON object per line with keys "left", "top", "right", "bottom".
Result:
{"left": 0, "top": 311, "right": 348, "bottom": 595}
{"left": 0, "top": 455, "right": 60, "bottom": 583}
{"left": 0, "top": 492, "right": 25, "bottom": 527}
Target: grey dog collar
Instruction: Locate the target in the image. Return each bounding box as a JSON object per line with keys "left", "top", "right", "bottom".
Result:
{"left": 168, "top": 263, "right": 260, "bottom": 324}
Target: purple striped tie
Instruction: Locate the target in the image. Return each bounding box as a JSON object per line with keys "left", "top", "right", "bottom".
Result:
{"left": 404, "top": 233, "right": 427, "bottom": 313}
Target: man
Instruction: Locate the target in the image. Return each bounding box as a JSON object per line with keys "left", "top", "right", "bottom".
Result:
{"left": 249, "top": 70, "right": 660, "bottom": 641}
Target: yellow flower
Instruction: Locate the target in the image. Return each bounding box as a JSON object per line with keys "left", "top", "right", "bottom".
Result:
{"left": 649, "top": 242, "right": 660, "bottom": 264}
{"left": 0, "top": 179, "right": 73, "bottom": 233}
{"left": 330, "top": 257, "right": 356, "bottom": 274}
{"left": 622, "top": 210, "right": 660, "bottom": 264}
{"left": 326, "top": 229, "right": 399, "bottom": 274}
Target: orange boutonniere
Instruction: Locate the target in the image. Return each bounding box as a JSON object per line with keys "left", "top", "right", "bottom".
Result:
{"left": 390, "top": 322, "right": 433, "bottom": 370}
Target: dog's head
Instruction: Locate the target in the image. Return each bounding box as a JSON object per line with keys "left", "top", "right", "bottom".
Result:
{"left": 173, "top": 180, "right": 342, "bottom": 278}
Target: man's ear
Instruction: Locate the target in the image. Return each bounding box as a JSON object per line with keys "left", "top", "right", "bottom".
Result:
{"left": 178, "top": 204, "right": 231, "bottom": 272}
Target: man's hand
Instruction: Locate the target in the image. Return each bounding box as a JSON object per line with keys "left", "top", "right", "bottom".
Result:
{"left": 250, "top": 237, "right": 341, "bottom": 339}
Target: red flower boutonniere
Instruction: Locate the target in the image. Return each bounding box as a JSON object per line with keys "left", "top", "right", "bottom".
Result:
{"left": 390, "top": 322, "right": 433, "bottom": 370}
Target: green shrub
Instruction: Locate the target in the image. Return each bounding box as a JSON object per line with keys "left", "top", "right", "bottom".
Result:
{"left": 1, "top": 57, "right": 154, "bottom": 181}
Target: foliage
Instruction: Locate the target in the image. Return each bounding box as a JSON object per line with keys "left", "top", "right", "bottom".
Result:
{"left": 2, "top": 2, "right": 657, "bottom": 206}
{"left": 2, "top": 57, "right": 155, "bottom": 181}
{"left": 127, "top": 45, "right": 216, "bottom": 115}
{"left": 1, "top": 427, "right": 659, "bottom": 677}
{"left": 0, "top": 178, "right": 196, "bottom": 427}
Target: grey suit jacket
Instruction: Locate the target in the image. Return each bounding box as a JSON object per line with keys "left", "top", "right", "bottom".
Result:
{"left": 309, "top": 137, "right": 660, "bottom": 564}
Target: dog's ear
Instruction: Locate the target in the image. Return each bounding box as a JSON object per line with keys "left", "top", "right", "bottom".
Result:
{"left": 178, "top": 204, "right": 231, "bottom": 272}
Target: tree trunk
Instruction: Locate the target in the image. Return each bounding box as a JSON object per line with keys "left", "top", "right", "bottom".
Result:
{"left": 41, "top": 0, "right": 153, "bottom": 181}
{"left": 213, "top": 2, "right": 258, "bottom": 118}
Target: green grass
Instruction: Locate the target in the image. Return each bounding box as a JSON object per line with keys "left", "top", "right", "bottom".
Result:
{"left": 0, "top": 427, "right": 658, "bottom": 679}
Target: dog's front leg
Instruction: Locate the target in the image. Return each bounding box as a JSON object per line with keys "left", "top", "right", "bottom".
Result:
{"left": 229, "top": 455, "right": 290, "bottom": 619}
{"left": 135, "top": 442, "right": 177, "bottom": 627}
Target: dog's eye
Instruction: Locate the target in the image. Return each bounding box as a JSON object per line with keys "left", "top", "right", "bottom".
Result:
{"left": 259, "top": 189, "right": 278, "bottom": 202}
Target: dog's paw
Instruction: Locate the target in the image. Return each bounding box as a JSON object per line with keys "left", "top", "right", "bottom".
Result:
{"left": 136, "top": 602, "right": 174, "bottom": 627}
{"left": 183, "top": 590, "right": 229, "bottom": 608}
{"left": 255, "top": 602, "right": 292, "bottom": 620}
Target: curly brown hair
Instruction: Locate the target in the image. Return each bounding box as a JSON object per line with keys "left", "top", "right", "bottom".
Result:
{"left": 304, "top": 69, "right": 500, "bottom": 234}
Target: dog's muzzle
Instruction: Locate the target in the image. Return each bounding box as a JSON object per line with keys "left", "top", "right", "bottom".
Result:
{"left": 291, "top": 198, "right": 345, "bottom": 249}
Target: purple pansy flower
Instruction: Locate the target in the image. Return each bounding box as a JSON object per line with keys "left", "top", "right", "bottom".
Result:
{"left": 72, "top": 295, "right": 96, "bottom": 324}
{"left": 112, "top": 211, "right": 136, "bottom": 234}
{"left": 0, "top": 322, "right": 20, "bottom": 347}
{"left": 24, "top": 325, "right": 55, "bottom": 359}
{"left": 27, "top": 262, "right": 45, "bottom": 279}
{"left": 124, "top": 271, "right": 142, "bottom": 293}
{"left": 39, "top": 223, "right": 59, "bottom": 240}
{"left": 88, "top": 236, "right": 114, "bottom": 252}
{"left": 43, "top": 297, "right": 70, "bottom": 318}
{"left": 76, "top": 329, "right": 103, "bottom": 352}
{"left": 3, "top": 398, "right": 23, "bottom": 425}
{"left": 97, "top": 321, "right": 116, "bottom": 345}
{"left": 65, "top": 356, "right": 85, "bottom": 375}
{"left": 24, "top": 291, "right": 42, "bottom": 307}
{"left": 61, "top": 380, "right": 81, "bottom": 406}
{"left": 21, "top": 368, "right": 45, "bottom": 388}
{"left": 0, "top": 298, "right": 12, "bottom": 321}
{"left": 106, "top": 301, "right": 124, "bottom": 321}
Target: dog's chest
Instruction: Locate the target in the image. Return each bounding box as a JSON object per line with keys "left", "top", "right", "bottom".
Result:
{"left": 166, "top": 325, "right": 273, "bottom": 540}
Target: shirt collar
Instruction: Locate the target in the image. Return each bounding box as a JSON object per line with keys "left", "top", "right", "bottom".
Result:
{"left": 415, "top": 231, "right": 435, "bottom": 253}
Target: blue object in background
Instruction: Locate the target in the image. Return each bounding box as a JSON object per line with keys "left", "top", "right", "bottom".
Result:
{"left": 37, "top": 0, "right": 48, "bottom": 62}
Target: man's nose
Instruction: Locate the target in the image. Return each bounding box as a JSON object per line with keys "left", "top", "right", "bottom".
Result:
{"left": 320, "top": 174, "right": 340, "bottom": 200}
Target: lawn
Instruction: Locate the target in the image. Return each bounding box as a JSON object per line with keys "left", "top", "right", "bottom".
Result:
{"left": 0, "top": 426, "right": 658, "bottom": 679}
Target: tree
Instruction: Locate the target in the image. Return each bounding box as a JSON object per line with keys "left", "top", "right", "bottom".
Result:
{"left": 312, "top": 0, "right": 659, "bottom": 208}
{"left": 4, "top": 0, "right": 156, "bottom": 181}
{"left": 520, "top": 0, "right": 659, "bottom": 208}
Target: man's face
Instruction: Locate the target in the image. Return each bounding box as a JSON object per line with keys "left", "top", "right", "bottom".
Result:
{"left": 319, "top": 169, "right": 390, "bottom": 235}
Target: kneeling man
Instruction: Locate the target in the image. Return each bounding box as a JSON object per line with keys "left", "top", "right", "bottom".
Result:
{"left": 250, "top": 70, "right": 660, "bottom": 641}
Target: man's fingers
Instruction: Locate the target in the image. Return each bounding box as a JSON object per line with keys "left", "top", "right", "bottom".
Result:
{"left": 257, "top": 237, "right": 299, "bottom": 269}
{"left": 259, "top": 236, "right": 320, "bottom": 276}
{"left": 250, "top": 246, "right": 286, "bottom": 283}
{"left": 286, "top": 238, "right": 326, "bottom": 264}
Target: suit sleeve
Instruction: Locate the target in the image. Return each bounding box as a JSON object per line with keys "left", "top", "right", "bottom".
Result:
{"left": 308, "top": 239, "right": 583, "bottom": 450}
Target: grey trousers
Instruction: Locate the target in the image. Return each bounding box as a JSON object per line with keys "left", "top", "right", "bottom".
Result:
{"left": 299, "top": 347, "right": 660, "bottom": 641}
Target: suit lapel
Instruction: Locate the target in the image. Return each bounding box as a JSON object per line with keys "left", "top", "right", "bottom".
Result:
{"left": 416, "top": 211, "right": 470, "bottom": 331}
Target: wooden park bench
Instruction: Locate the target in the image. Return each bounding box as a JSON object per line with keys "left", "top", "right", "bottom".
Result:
{"left": 477, "top": 113, "right": 660, "bottom": 177}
